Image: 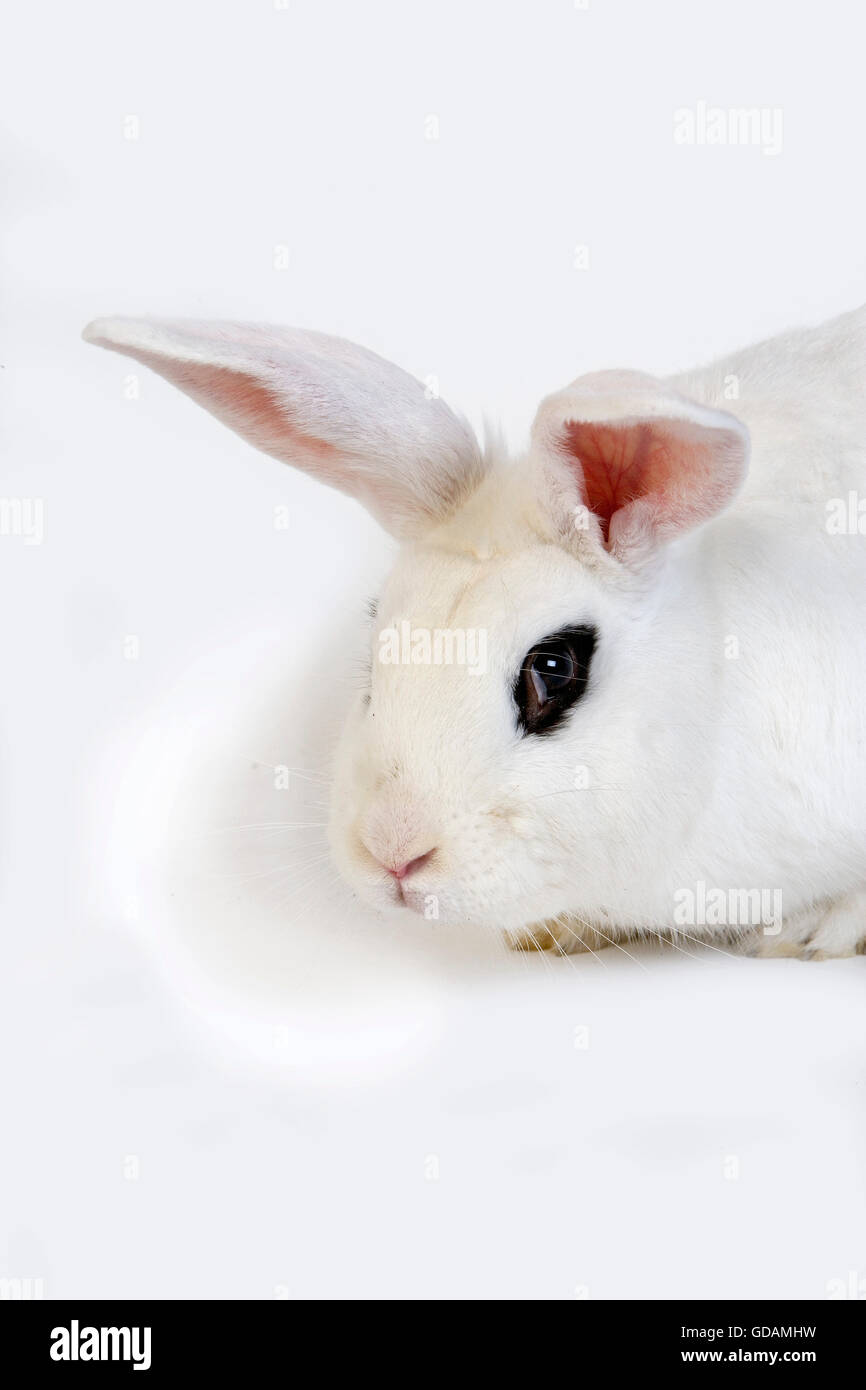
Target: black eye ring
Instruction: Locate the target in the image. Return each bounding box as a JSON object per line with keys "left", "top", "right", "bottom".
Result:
{"left": 515, "top": 626, "right": 597, "bottom": 736}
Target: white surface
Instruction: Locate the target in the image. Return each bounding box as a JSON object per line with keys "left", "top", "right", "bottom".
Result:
{"left": 2, "top": 0, "right": 865, "bottom": 1299}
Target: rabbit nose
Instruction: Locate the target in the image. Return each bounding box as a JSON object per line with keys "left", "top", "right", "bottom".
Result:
{"left": 359, "top": 796, "right": 438, "bottom": 883}
{"left": 386, "top": 850, "right": 436, "bottom": 881}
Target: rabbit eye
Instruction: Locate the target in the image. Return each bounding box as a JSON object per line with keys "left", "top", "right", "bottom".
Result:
{"left": 516, "top": 627, "right": 596, "bottom": 736}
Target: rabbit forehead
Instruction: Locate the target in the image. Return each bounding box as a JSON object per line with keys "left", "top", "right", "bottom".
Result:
{"left": 378, "top": 535, "right": 615, "bottom": 638}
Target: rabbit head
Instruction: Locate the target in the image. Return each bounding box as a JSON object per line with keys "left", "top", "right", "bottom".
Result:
{"left": 84, "top": 319, "right": 749, "bottom": 934}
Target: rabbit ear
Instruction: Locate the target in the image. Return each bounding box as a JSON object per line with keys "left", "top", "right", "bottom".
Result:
{"left": 82, "top": 318, "right": 485, "bottom": 539}
{"left": 530, "top": 369, "right": 749, "bottom": 563}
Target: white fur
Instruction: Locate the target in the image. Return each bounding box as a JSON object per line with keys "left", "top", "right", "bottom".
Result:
{"left": 83, "top": 307, "right": 866, "bottom": 958}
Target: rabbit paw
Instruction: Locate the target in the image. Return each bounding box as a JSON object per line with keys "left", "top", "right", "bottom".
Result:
{"left": 754, "top": 889, "right": 866, "bottom": 960}
{"left": 508, "top": 917, "right": 617, "bottom": 955}
{"left": 801, "top": 891, "right": 866, "bottom": 959}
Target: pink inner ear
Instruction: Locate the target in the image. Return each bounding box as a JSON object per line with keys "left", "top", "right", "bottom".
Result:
{"left": 562, "top": 420, "right": 673, "bottom": 544}
{"left": 173, "top": 362, "right": 418, "bottom": 522}
{"left": 172, "top": 362, "right": 340, "bottom": 463}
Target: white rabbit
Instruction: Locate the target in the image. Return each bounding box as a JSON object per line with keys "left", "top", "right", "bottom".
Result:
{"left": 83, "top": 308, "right": 866, "bottom": 960}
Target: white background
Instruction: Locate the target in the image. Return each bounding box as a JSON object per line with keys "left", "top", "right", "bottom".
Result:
{"left": 2, "top": 0, "right": 865, "bottom": 1299}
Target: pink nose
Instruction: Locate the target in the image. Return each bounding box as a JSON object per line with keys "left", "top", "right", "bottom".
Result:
{"left": 387, "top": 850, "right": 436, "bottom": 881}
